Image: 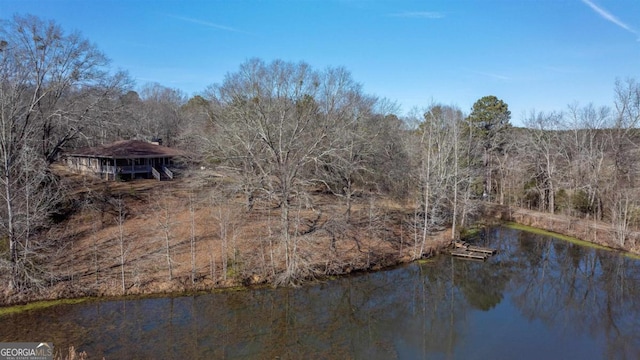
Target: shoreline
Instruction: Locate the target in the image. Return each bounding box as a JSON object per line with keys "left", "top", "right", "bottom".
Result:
{"left": 484, "top": 203, "right": 640, "bottom": 256}
{"left": 3, "top": 204, "right": 640, "bottom": 315}
{"left": 0, "top": 244, "right": 448, "bottom": 317}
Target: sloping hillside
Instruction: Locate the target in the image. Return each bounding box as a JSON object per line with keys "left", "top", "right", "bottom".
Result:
{"left": 2, "top": 166, "right": 450, "bottom": 305}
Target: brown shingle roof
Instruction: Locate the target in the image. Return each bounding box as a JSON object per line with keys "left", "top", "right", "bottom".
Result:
{"left": 67, "top": 140, "right": 185, "bottom": 158}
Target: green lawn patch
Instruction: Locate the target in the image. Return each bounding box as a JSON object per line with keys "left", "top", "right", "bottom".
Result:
{"left": 0, "top": 298, "right": 88, "bottom": 317}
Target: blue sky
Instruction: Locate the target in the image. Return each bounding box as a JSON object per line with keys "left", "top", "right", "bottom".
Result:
{"left": 2, "top": 0, "right": 639, "bottom": 125}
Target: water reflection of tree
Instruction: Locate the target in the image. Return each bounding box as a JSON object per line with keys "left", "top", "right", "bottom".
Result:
{"left": 214, "top": 255, "right": 514, "bottom": 359}
{"left": 454, "top": 258, "right": 510, "bottom": 311}
{"left": 457, "top": 227, "right": 518, "bottom": 311}
{"left": 502, "top": 228, "right": 640, "bottom": 359}
{"left": 0, "top": 261, "right": 473, "bottom": 358}
{"left": 2, "top": 227, "right": 639, "bottom": 359}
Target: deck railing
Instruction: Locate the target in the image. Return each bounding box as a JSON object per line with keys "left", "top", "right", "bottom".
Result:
{"left": 162, "top": 166, "right": 174, "bottom": 180}
{"left": 102, "top": 165, "right": 151, "bottom": 174}
{"left": 151, "top": 167, "right": 161, "bottom": 181}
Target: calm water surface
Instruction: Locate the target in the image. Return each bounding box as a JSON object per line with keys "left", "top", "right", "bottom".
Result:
{"left": 1, "top": 227, "right": 640, "bottom": 359}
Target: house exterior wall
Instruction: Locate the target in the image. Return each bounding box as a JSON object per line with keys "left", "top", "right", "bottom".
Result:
{"left": 65, "top": 155, "right": 174, "bottom": 180}
{"left": 65, "top": 156, "right": 102, "bottom": 175}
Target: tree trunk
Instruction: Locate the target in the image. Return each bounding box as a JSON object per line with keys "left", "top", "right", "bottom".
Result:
{"left": 418, "top": 126, "right": 432, "bottom": 259}
{"left": 345, "top": 178, "right": 352, "bottom": 223}
{"left": 451, "top": 125, "right": 459, "bottom": 240}
{"left": 4, "top": 168, "right": 17, "bottom": 291}
{"left": 281, "top": 194, "right": 292, "bottom": 281}
{"left": 484, "top": 147, "right": 490, "bottom": 199}
{"left": 165, "top": 228, "right": 173, "bottom": 281}
{"left": 116, "top": 199, "right": 127, "bottom": 295}
{"left": 548, "top": 178, "right": 555, "bottom": 214}
{"left": 190, "top": 196, "right": 197, "bottom": 285}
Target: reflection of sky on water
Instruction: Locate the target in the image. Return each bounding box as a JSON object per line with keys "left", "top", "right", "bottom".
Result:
{"left": 0, "top": 226, "right": 639, "bottom": 359}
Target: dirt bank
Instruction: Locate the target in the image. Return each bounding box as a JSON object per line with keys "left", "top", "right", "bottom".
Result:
{"left": 1, "top": 172, "right": 453, "bottom": 307}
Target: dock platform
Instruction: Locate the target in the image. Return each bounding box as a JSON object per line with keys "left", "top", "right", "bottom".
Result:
{"left": 448, "top": 241, "right": 497, "bottom": 260}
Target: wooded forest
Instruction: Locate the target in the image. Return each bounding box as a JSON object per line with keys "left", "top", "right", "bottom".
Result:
{"left": 1, "top": 15, "right": 639, "bottom": 299}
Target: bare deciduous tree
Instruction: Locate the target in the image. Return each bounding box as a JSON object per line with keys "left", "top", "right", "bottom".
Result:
{"left": 523, "top": 111, "right": 564, "bottom": 213}
{"left": 410, "top": 104, "right": 464, "bottom": 256}
{"left": 206, "top": 59, "right": 369, "bottom": 284}
{"left": 0, "top": 14, "right": 128, "bottom": 292}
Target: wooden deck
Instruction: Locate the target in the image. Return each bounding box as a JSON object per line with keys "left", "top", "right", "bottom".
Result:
{"left": 466, "top": 245, "right": 497, "bottom": 255}
{"left": 448, "top": 241, "right": 497, "bottom": 260}
{"left": 450, "top": 249, "right": 490, "bottom": 260}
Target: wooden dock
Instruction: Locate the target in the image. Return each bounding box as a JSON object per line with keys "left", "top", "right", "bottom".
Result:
{"left": 467, "top": 245, "right": 496, "bottom": 255}
{"left": 448, "top": 241, "right": 497, "bottom": 260}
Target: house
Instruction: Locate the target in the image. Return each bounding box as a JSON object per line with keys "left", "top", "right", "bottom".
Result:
{"left": 63, "top": 140, "right": 185, "bottom": 180}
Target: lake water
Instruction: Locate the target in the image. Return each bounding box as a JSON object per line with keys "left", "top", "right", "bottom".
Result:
{"left": 1, "top": 227, "right": 639, "bottom": 359}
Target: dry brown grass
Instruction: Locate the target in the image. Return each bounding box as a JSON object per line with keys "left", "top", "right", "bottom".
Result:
{"left": 1, "top": 168, "right": 451, "bottom": 305}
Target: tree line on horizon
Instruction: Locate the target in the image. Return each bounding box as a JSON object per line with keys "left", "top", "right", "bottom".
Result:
{"left": 1, "top": 14, "right": 639, "bottom": 292}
